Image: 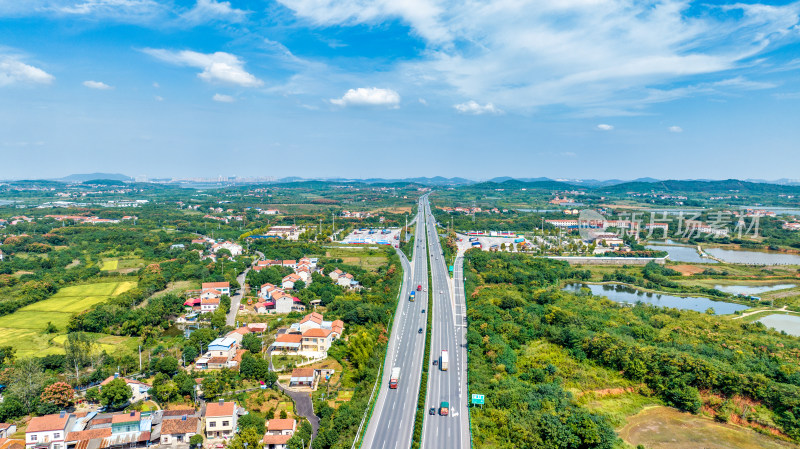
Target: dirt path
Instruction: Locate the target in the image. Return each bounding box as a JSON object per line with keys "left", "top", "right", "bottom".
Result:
{"left": 732, "top": 306, "right": 789, "bottom": 320}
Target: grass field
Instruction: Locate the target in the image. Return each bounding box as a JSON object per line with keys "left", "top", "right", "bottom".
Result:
{"left": 322, "top": 246, "right": 388, "bottom": 270}
{"left": 101, "top": 259, "right": 119, "bottom": 270}
{"left": 0, "top": 280, "right": 137, "bottom": 357}
{"left": 101, "top": 257, "right": 144, "bottom": 272}
{"left": 619, "top": 406, "right": 798, "bottom": 449}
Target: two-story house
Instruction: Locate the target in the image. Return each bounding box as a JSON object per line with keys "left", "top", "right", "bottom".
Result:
{"left": 26, "top": 412, "right": 72, "bottom": 449}
{"left": 301, "top": 328, "right": 334, "bottom": 352}
{"left": 0, "top": 423, "right": 18, "bottom": 439}
{"left": 262, "top": 419, "right": 296, "bottom": 449}
{"left": 201, "top": 282, "right": 230, "bottom": 296}
{"left": 204, "top": 401, "right": 238, "bottom": 439}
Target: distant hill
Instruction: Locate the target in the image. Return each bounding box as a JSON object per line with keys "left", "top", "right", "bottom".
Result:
{"left": 598, "top": 179, "right": 800, "bottom": 194}
{"left": 59, "top": 173, "right": 132, "bottom": 182}
{"left": 82, "top": 179, "right": 126, "bottom": 186}
{"left": 276, "top": 176, "right": 475, "bottom": 186}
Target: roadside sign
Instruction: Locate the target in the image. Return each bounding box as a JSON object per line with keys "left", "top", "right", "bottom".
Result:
{"left": 471, "top": 394, "right": 485, "bottom": 405}
{"left": 448, "top": 265, "right": 454, "bottom": 272}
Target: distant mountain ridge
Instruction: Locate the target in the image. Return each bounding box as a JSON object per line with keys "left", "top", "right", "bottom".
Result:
{"left": 58, "top": 173, "right": 133, "bottom": 182}
{"left": 32, "top": 173, "right": 800, "bottom": 188}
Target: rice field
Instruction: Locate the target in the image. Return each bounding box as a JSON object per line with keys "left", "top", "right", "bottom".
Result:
{"left": 0, "top": 280, "right": 137, "bottom": 357}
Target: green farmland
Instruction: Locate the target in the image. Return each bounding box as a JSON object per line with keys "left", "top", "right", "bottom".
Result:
{"left": 0, "top": 280, "right": 136, "bottom": 357}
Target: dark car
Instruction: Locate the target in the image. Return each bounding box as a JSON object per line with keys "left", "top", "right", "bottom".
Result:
{"left": 433, "top": 359, "right": 438, "bottom": 366}
{"left": 429, "top": 407, "right": 436, "bottom": 415}
{"left": 421, "top": 309, "right": 426, "bottom": 313}
{"left": 418, "top": 328, "right": 423, "bottom": 334}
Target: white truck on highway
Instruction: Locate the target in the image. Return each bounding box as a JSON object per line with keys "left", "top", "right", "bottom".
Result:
{"left": 440, "top": 350, "right": 449, "bottom": 371}
{"left": 389, "top": 367, "right": 401, "bottom": 389}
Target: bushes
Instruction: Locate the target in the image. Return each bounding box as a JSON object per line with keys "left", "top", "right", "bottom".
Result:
{"left": 466, "top": 252, "right": 800, "bottom": 442}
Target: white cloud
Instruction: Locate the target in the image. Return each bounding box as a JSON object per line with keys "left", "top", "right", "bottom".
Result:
{"left": 142, "top": 49, "right": 263, "bottom": 87}
{"left": 278, "top": 0, "right": 800, "bottom": 113}
{"left": 668, "top": 125, "right": 683, "bottom": 133}
{"left": 181, "top": 0, "right": 247, "bottom": 24}
{"left": 212, "top": 93, "right": 235, "bottom": 102}
{"left": 154, "top": 95, "right": 164, "bottom": 101}
{"left": 331, "top": 87, "right": 400, "bottom": 107}
{"left": 153, "top": 82, "right": 159, "bottom": 88}
{"left": 0, "top": 55, "right": 54, "bottom": 86}
{"left": 83, "top": 80, "right": 112, "bottom": 89}
{"left": 596, "top": 124, "right": 614, "bottom": 131}
{"left": 418, "top": 98, "right": 427, "bottom": 105}
{"left": 453, "top": 100, "right": 501, "bottom": 115}
{"left": 56, "top": 0, "right": 166, "bottom": 23}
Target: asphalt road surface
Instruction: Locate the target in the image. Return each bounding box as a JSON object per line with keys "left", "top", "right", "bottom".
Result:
{"left": 421, "top": 196, "right": 470, "bottom": 449}
{"left": 361, "top": 197, "right": 430, "bottom": 449}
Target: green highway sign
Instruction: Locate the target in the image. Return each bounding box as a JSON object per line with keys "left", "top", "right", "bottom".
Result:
{"left": 471, "top": 394, "right": 485, "bottom": 405}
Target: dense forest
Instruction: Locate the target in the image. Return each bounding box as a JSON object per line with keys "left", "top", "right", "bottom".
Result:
{"left": 465, "top": 250, "right": 800, "bottom": 447}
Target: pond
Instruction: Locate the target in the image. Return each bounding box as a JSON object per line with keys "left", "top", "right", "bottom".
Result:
{"left": 713, "top": 284, "right": 797, "bottom": 296}
{"left": 645, "top": 244, "right": 717, "bottom": 264}
{"left": 704, "top": 248, "right": 800, "bottom": 265}
{"left": 757, "top": 314, "right": 800, "bottom": 337}
{"left": 563, "top": 283, "right": 750, "bottom": 315}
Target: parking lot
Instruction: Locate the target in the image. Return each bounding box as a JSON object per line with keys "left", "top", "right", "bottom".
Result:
{"left": 341, "top": 227, "right": 403, "bottom": 246}
{"left": 455, "top": 232, "right": 528, "bottom": 252}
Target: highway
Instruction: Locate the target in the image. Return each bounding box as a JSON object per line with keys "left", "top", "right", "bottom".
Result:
{"left": 421, "top": 196, "right": 470, "bottom": 449}
{"left": 361, "top": 196, "right": 430, "bottom": 449}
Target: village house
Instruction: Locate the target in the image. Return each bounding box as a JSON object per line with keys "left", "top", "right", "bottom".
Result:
{"left": 269, "top": 334, "right": 302, "bottom": 353}
{"left": 262, "top": 419, "right": 296, "bottom": 449}
{"left": 26, "top": 412, "right": 72, "bottom": 449}
{"left": 204, "top": 401, "right": 239, "bottom": 439}
{"left": 201, "top": 282, "right": 230, "bottom": 296}
{"left": 195, "top": 337, "right": 239, "bottom": 370}
{"left": 301, "top": 328, "right": 334, "bottom": 353}
{"left": 200, "top": 297, "right": 220, "bottom": 313}
{"left": 211, "top": 241, "right": 243, "bottom": 257}
{"left": 159, "top": 415, "right": 200, "bottom": 446}
{"left": 0, "top": 424, "right": 18, "bottom": 439}
{"left": 282, "top": 273, "right": 302, "bottom": 290}
{"left": 289, "top": 368, "right": 317, "bottom": 388}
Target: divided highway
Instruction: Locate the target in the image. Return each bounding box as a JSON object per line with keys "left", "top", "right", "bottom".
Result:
{"left": 421, "top": 197, "right": 470, "bottom": 449}
{"left": 361, "top": 197, "right": 430, "bottom": 449}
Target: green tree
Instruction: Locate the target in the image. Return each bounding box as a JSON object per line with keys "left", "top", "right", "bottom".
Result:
{"left": 154, "top": 380, "right": 178, "bottom": 403}
{"left": 85, "top": 386, "right": 100, "bottom": 403}
{"left": 241, "top": 333, "right": 262, "bottom": 353}
{"left": 201, "top": 376, "right": 222, "bottom": 400}
{"left": 9, "top": 358, "right": 46, "bottom": 412}
{"left": 227, "top": 427, "right": 263, "bottom": 449}
{"left": 100, "top": 378, "right": 132, "bottom": 409}
{"left": 189, "top": 435, "right": 204, "bottom": 446}
{"left": 238, "top": 412, "right": 265, "bottom": 434}
{"left": 157, "top": 356, "right": 179, "bottom": 375}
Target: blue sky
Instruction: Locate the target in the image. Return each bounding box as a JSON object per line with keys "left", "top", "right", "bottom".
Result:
{"left": 1, "top": 0, "right": 799, "bottom": 180}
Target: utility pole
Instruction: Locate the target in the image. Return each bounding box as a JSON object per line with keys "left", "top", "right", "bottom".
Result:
{"left": 139, "top": 345, "right": 142, "bottom": 372}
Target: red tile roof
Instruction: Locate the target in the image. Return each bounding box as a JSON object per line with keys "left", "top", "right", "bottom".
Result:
{"left": 275, "top": 334, "right": 302, "bottom": 344}
{"left": 111, "top": 412, "right": 140, "bottom": 424}
{"left": 303, "top": 328, "right": 332, "bottom": 338}
{"left": 262, "top": 434, "right": 292, "bottom": 445}
{"left": 300, "top": 312, "right": 323, "bottom": 325}
{"left": 26, "top": 414, "right": 70, "bottom": 432}
{"left": 65, "top": 428, "right": 112, "bottom": 442}
{"left": 266, "top": 419, "right": 295, "bottom": 432}
{"left": 202, "top": 282, "right": 229, "bottom": 289}
{"left": 290, "top": 368, "right": 315, "bottom": 379}
{"left": 205, "top": 401, "right": 236, "bottom": 417}
{"left": 160, "top": 417, "right": 200, "bottom": 435}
